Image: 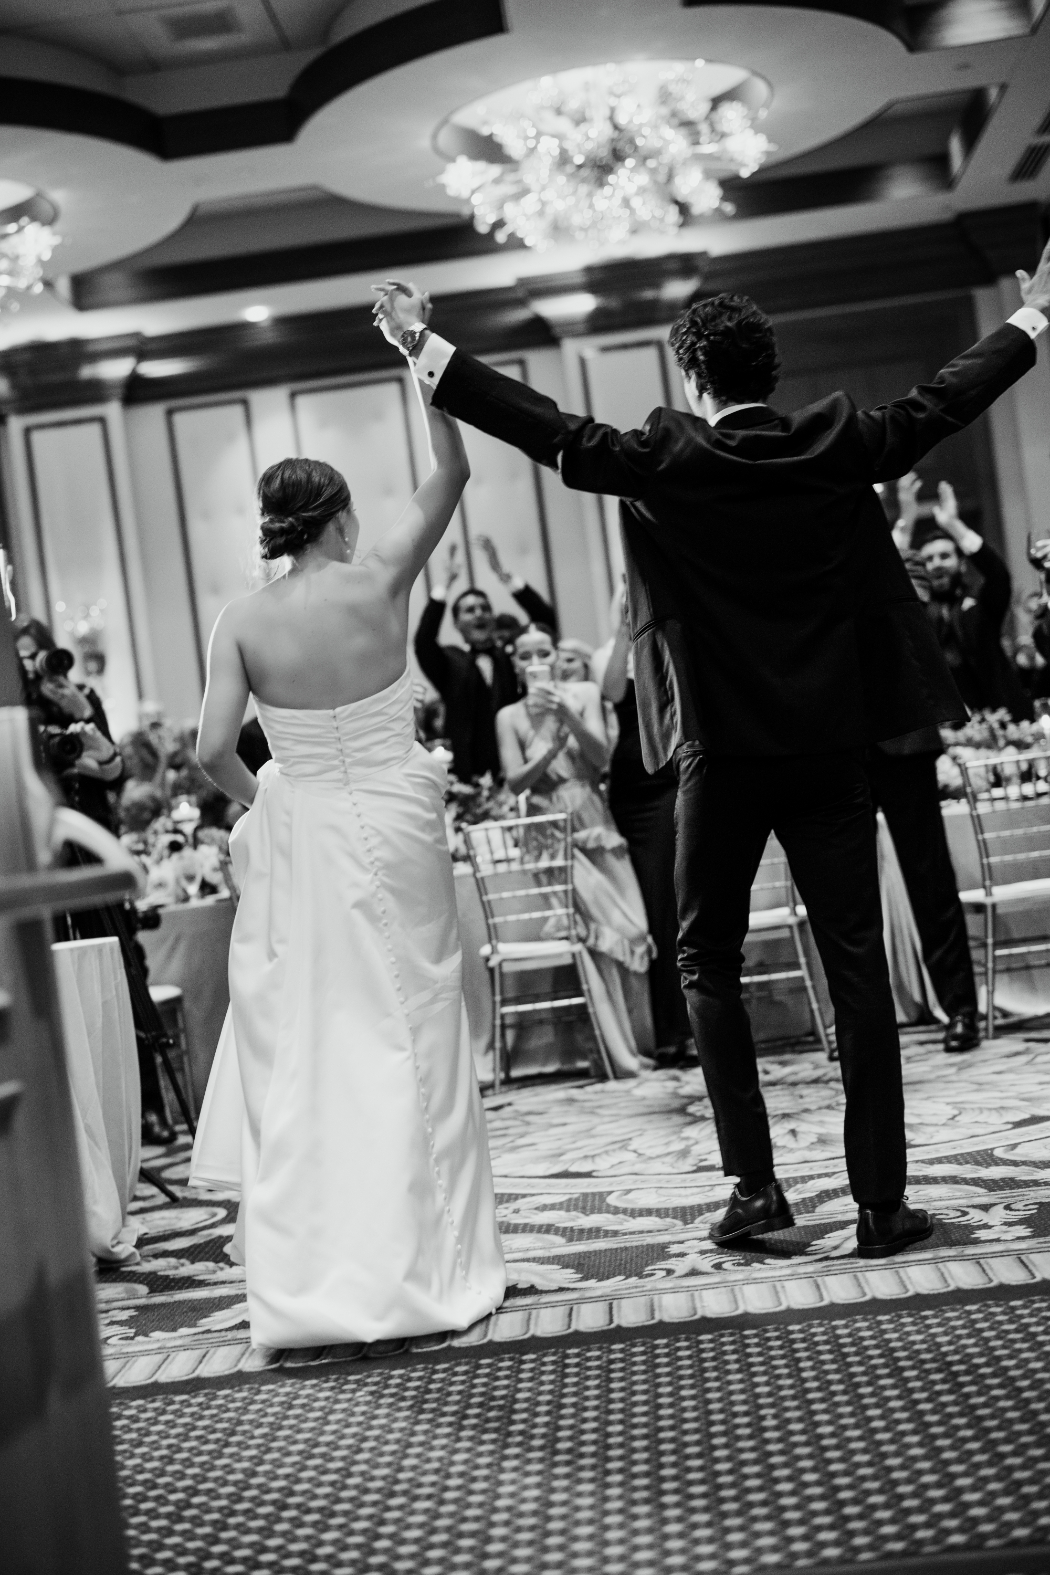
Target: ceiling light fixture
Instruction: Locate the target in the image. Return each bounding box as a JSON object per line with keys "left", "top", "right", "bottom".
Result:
{"left": 436, "top": 60, "right": 775, "bottom": 250}
{"left": 241, "top": 304, "right": 270, "bottom": 323}
{"left": 0, "top": 185, "right": 60, "bottom": 313}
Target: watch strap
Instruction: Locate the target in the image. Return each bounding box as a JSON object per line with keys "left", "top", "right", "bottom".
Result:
{"left": 398, "top": 323, "right": 428, "bottom": 357}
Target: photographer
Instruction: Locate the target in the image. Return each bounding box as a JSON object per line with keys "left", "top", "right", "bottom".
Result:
{"left": 14, "top": 614, "right": 176, "bottom": 1144}
{"left": 14, "top": 615, "right": 124, "bottom": 827}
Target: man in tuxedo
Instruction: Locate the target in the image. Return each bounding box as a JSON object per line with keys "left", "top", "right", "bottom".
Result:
{"left": 414, "top": 539, "right": 557, "bottom": 781}
{"left": 374, "top": 244, "right": 1050, "bottom": 1259}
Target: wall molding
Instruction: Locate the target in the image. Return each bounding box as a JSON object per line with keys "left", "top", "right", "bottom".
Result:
{"left": 1, "top": 206, "right": 1045, "bottom": 417}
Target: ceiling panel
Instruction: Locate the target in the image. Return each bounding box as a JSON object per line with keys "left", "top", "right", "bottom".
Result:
{"left": 121, "top": 0, "right": 285, "bottom": 69}
{"left": 19, "top": 13, "right": 156, "bottom": 72}
{"left": 0, "top": 2, "right": 116, "bottom": 21}
{"left": 263, "top": 0, "right": 346, "bottom": 49}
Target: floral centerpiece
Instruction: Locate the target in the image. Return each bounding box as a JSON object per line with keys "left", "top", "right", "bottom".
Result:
{"left": 937, "top": 709, "right": 1050, "bottom": 800}
{"left": 117, "top": 720, "right": 239, "bottom": 904}
{"left": 443, "top": 770, "right": 518, "bottom": 862}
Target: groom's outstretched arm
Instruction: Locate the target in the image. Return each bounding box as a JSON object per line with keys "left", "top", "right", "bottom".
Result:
{"left": 432, "top": 347, "right": 660, "bottom": 499}
{"left": 858, "top": 237, "right": 1050, "bottom": 480}
{"left": 372, "top": 283, "right": 660, "bottom": 499}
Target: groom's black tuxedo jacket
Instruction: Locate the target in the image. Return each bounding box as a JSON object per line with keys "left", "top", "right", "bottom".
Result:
{"left": 432, "top": 323, "right": 1036, "bottom": 769}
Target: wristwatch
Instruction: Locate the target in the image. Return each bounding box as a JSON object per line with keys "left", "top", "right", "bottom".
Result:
{"left": 397, "top": 322, "right": 428, "bottom": 358}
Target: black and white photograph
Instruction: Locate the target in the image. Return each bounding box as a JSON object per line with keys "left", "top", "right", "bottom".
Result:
{"left": 1, "top": 3, "right": 1050, "bottom": 1572}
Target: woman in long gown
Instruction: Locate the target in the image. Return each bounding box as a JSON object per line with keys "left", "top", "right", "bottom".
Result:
{"left": 190, "top": 398, "right": 506, "bottom": 1349}
{"left": 496, "top": 625, "right": 655, "bottom": 1076}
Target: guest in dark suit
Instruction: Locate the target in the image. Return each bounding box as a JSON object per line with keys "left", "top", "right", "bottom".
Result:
{"left": 865, "top": 508, "right": 981, "bottom": 1054}
{"left": 897, "top": 478, "right": 1033, "bottom": 722}
{"left": 374, "top": 248, "right": 1050, "bottom": 1260}
{"left": 414, "top": 537, "right": 557, "bottom": 782}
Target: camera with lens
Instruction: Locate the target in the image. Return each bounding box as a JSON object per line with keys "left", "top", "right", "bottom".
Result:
{"left": 40, "top": 723, "right": 84, "bottom": 771}
{"left": 18, "top": 645, "right": 84, "bottom": 773}
{"left": 31, "top": 646, "right": 76, "bottom": 682}
{"left": 22, "top": 643, "right": 76, "bottom": 706}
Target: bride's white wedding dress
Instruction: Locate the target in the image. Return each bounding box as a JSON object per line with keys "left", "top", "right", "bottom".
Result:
{"left": 190, "top": 666, "right": 506, "bottom": 1348}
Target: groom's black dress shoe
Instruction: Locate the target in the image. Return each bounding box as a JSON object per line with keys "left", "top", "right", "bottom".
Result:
{"left": 943, "top": 1009, "right": 981, "bottom": 1054}
{"left": 710, "top": 1182, "right": 794, "bottom": 1245}
{"left": 856, "top": 1201, "right": 934, "bottom": 1259}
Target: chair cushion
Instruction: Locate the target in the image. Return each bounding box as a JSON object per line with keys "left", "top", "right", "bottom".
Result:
{"left": 480, "top": 940, "right": 579, "bottom": 963}
{"left": 148, "top": 984, "right": 183, "bottom": 1005}
{"left": 747, "top": 905, "right": 803, "bottom": 931}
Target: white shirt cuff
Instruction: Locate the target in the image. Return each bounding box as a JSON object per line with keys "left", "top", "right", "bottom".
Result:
{"left": 1007, "top": 306, "right": 1048, "bottom": 341}
{"left": 957, "top": 526, "right": 984, "bottom": 556}
{"left": 413, "top": 333, "right": 456, "bottom": 388}
{"left": 429, "top": 585, "right": 448, "bottom": 602}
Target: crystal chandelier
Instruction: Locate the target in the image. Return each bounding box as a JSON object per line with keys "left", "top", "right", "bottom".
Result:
{"left": 0, "top": 185, "right": 60, "bottom": 312}
{"left": 437, "top": 61, "right": 775, "bottom": 250}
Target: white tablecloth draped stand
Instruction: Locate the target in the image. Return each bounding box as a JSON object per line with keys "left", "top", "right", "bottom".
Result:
{"left": 53, "top": 937, "right": 140, "bottom": 1263}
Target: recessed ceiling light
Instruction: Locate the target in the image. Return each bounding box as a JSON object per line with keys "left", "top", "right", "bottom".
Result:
{"left": 242, "top": 305, "right": 270, "bottom": 323}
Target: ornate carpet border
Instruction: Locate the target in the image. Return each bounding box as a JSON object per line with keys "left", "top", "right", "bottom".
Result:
{"left": 103, "top": 1243, "right": 1050, "bottom": 1390}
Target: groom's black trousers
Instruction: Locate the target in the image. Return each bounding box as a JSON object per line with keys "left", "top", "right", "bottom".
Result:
{"left": 674, "top": 746, "right": 906, "bottom": 1208}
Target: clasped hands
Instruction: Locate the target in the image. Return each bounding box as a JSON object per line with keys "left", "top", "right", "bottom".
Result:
{"left": 371, "top": 279, "right": 431, "bottom": 343}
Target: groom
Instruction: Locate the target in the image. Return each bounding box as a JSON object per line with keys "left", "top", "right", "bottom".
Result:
{"left": 374, "top": 244, "right": 1050, "bottom": 1258}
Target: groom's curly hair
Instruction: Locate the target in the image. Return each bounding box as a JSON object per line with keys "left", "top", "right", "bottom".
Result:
{"left": 668, "top": 292, "right": 780, "bottom": 405}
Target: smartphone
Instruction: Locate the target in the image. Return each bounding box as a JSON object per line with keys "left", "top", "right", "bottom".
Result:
{"left": 525, "top": 662, "right": 553, "bottom": 691}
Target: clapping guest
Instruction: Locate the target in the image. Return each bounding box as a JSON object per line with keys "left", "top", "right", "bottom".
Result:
{"left": 593, "top": 586, "right": 691, "bottom": 1063}
{"left": 872, "top": 474, "right": 981, "bottom": 1053}
{"left": 496, "top": 624, "right": 654, "bottom": 1076}
{"left": 897, "top": 476, "right": 1033, "bottom": 722}
{"left": 414, "top": 537, "right": 557, "bottom": 781}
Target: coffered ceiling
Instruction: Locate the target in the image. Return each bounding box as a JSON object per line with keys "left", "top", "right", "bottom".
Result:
{"left": 0, "top": 0, "right": 1047, "bottom": 348}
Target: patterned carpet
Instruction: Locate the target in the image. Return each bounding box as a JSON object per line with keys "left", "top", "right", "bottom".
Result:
{"left": 114, "top": 1296, "right": 1050, "bottom": 1575}
{"left": 106, "top": 1029, "right": 1050, "bottom": 1574}
{"left": 99, "top": 1030, "right": 1050, "bottom": 1386}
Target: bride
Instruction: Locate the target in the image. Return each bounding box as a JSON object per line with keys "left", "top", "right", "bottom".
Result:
{"left": 190, "top": 397, "right": 506, "bottom": 1349}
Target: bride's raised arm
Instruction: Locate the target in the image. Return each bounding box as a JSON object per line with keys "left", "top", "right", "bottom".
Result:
{"left": 366, "top": 381, "right": 469, "bottom": 596}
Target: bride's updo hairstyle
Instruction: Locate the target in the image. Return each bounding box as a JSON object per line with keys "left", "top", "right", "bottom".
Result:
{"left": 257, "top": 457, "right": 351, "bottom": 561}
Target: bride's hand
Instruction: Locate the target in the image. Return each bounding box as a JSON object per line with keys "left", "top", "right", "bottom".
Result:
{"left": 371, "top": 280, "right": 431, "bottom": 342}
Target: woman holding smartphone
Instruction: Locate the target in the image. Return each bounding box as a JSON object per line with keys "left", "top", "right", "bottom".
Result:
{"left": 496, "top": 624, "right": 654, "bottom": 1075}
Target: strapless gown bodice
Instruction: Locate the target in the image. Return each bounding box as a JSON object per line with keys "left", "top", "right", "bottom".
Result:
{"left": 254, "top": 666, "right": 415, "bottom": 785}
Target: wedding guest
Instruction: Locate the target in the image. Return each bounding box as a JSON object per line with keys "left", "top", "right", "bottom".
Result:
{"left": 593, "top": 586, "right": 691, "bottom": 1064}
{"left": 896, "top": 476, "right": 1033, "bottom": 722}
{"left": 496, "top": 625, "right": 654, "bottom": 1076}
{"left": 555, "top": 638, "right": 594, "bottom": 683}
{"left": 871, "top": 482, "right": 981, "bottom": 1053}
{"left": 14, "top": 615, "right": 124, "bottom": 830}
{"left": 414, "top": 537, "right": 557, "bottom": 781}
{"left": 14, "top": 615, "right": 175, "bottom": 1143}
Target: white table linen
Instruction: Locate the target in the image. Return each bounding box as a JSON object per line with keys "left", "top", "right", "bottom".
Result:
{"left": 53, "top": 937, "right": 140, "bottom": 1263}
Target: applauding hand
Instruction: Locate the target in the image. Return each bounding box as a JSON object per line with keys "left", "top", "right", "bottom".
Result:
{"left": 476, "top": 535, "right": 513, "bottom": 586}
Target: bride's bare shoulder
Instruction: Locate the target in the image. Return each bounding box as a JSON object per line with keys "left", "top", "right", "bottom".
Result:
{"left": 212, "top": 586, "right": 270, "bottom": 635}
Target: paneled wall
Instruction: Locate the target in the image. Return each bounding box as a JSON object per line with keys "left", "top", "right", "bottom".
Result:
{"left": 3, "top": 403, "right": 154, "bottom": 738}
{"left": 1, "top": 287, "right": 1025, "bottom": 736}
{"left": 116, "top": 349, "right": 600, "bottom": 724}
{"left": 167, "top": 400, "right": 259, "bottom": 690}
